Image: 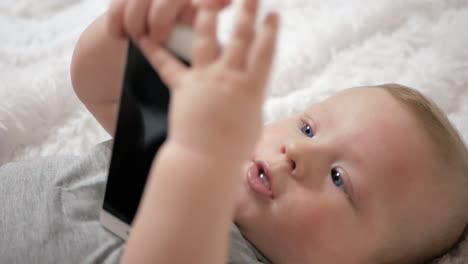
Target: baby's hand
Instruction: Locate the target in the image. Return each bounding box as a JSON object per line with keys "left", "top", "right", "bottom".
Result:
{"left": 139, "top": 0, "right": 279, "bottom": 162}
{"left": 106, "top": 0, "right": 230, "bottom": 43}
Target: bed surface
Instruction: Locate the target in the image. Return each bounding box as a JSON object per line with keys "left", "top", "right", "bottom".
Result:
{"left": 1, "top": 0, "right": 467, "bottom": 262}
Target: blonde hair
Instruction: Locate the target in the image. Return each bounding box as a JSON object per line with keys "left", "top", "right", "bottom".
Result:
{"left": 376, "top": 83, "right": 468, "bottom": 264}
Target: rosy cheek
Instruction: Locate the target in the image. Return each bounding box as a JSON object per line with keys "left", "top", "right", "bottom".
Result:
{"left": 275, "top": 196, "right": 349, "bottom": 249}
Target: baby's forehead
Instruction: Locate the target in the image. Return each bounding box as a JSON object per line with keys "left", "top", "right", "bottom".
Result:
{"left": 304, "top": 87, "right": 388, "bottom": 114}
{"left": 304, "top": 88, "right": 409, "bottom": 132}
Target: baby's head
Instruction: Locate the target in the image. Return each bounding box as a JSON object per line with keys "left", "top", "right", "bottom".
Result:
{"left": 234, "top": 84, "right": 468, "bottom": 263}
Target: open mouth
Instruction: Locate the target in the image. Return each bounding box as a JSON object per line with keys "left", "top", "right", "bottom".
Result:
{"left": 257, "top": 162, "right": 271, "bottom": 190}
{"left": 246, "top": 160, "right": 273, "bottom": 198}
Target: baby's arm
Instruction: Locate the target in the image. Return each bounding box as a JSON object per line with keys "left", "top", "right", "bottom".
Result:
{"left": 120, "top": 0, "right": 278, "bottom": 263}
{"left": 70, "top": 13, "right": 127, "bottom": 136}
{"left": 70, "top": 0, "right": 202, "bottom": 136}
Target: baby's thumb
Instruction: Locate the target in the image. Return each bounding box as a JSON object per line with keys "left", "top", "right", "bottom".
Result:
{"left": 138, "top": 37, "right": 188, "bottom": 90}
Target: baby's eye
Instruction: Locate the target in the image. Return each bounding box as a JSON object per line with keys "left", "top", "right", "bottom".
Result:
{"left": 301, "top": 122, "right": 314, "bottom": 138}
{"left": 331, "top": 168, "right": 344, "bottom": 190}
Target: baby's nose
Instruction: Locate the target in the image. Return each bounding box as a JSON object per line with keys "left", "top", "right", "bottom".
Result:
{"left": 280, "top": 145, "right": 296, "bottom": 173}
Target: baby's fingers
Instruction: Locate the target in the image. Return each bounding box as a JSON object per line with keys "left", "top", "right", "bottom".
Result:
{"left": 147, "top": 0, "right": 189, "bottom": 43}
{"left": 124, "top": 0, "right": 153, "bottom": 39}
{"left": 107, "top": 0, "right": 127, "bottom": 38}
{"left": 138, "top": 37, "right": 188, "bottom": 89}
{"left": 193, "top": 0, "right": 223, "bottom": 67}
{"left": 247, "top": 12, "right": 279, "bottom": 93}
{"left": 222, "top": 0, "right": 258, "bottom": 69}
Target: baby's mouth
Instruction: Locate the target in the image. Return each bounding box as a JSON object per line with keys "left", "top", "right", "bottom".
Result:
{"left": 258, "top": 165, "right": 271, "bottom": 191}
{"left": 246, "top": 160, "right": 273, "bottom": 198}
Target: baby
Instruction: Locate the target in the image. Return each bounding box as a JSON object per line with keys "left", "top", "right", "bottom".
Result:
{"left": 70, "top": 0, "right": 468, "bottom": 263}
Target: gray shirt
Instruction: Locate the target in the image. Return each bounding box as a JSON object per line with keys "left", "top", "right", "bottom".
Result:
{"left": 0, "top": 140, "right": 270, "bottom": 264}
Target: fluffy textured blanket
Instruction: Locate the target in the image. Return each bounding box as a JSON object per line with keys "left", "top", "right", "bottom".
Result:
{"left": 0, "top": 0, "right": 467, "bottom": 262}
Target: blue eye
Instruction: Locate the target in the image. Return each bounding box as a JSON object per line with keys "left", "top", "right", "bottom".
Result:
{"left": 331, "top": 168, "right": 344, "bottom": 189}
{"left": 301, "top": 123, "right": 314, "bottom": 138}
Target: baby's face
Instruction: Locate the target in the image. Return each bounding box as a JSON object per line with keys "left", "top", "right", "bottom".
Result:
{"left": 234, "top": 87, "right": 445, "bottom": 263}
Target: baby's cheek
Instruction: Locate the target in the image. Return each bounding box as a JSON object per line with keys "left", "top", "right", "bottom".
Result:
{"left": 275, "top": 195, "right": 351, "bottom": 251}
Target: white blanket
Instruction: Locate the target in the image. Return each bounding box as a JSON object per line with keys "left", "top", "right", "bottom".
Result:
{"left": 1, "top": 0, "right": 467, "bottom": 262}
{"left": 2, "top": 0, "right": 468, "bottom": 163}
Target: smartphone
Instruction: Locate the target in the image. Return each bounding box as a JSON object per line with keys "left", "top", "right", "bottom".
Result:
{"left": 100, "top": 26, "right": 192, "bottom": 239}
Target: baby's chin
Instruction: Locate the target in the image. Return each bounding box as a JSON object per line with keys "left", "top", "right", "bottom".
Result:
{"left": 233, "top": 180, "right": 250, "bottom": 224}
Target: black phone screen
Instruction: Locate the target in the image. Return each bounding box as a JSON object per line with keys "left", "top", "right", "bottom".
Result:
{"left": 102, "top": 41, "right": 188, "bottom": 225}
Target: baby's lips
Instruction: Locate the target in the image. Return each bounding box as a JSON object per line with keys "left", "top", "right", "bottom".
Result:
{"left": 255, "top": 160, "right": 272, "bottom": 190}
{"left": 246, "top": 162, "right": 273, "bottom": 199}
